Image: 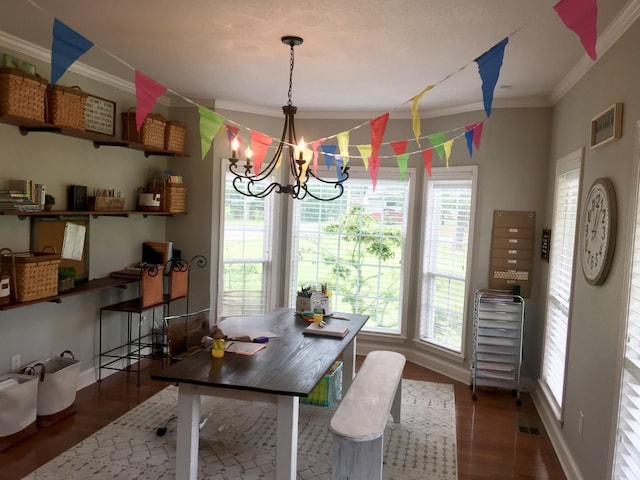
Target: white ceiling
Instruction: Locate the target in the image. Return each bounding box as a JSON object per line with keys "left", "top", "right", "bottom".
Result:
{"left": 0, "top": 0, "right": 634, "bottom": 118}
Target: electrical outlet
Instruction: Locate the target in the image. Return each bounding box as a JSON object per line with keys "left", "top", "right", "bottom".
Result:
{"left": 578, "top": 411, "right": 584, "bottom": 436}
{"left": 11, "top": 355, "right": 21, "bottom": 372}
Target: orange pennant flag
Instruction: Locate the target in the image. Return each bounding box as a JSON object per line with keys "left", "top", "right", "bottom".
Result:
{"left": 249, "top": 130, "right": 273, "bottom": 175}
{"left": 370, "top": 112, "right": 389, "bottom": 161}
{"left": 421, "top": 149, "right": 433, "bottom": 177}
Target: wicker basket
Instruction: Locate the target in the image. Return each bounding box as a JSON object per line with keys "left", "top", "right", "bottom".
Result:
{"left": 164, "top": 121, "right": 186, "bottom": 154}
{"left": 148, "top": 182, "right": 187, "bottom": 213}
{"left": 121, "top": 109, "right": 166, "bottom": 149}
{"left": 0, "top": 68, "right": 47, "bottom": 122}
{"left": 0, "top": 248, "right": 61, "bottom": 302}
{"left": 46, "top": 85, "right": 88, "bottom": 130}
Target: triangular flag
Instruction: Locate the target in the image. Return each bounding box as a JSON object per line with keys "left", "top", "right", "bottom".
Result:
{"left": 443, "top": 139, "right": 454, "bottom": 168}
{"left": 553, "top": 0, "right": 598, "bottom": 60}
{"left": 421, "top": 149, "right": 433, "bottom": 177}
{"left": 369, "top": 156, "right": 380, "bottom": 192}
{"left": 464, "top": 128, "right": 474, "bottom": 157}
{"left": 411, "top": 85, "right": 434, "bottom": 146}
{"left": 337, "top": 131, "right": 350, "bottom": 166}
{"left": 473, "top": 122, "right": 483, "bottom": 149}
{"left": 134, "top": 70, "right": 167, "bottom": 131}
{"left": 249, "top": 130, "right": 273, "bottom": 175}
{"left": 356, "top": 145, "right": 372, "bottom": 170}
{"left": 370, "top": 113, "right": 389, "bottom": 160}
{"left": 390, "top": 140, "right": 408, "bottom": 156}
{"left": 335, "top": 157, "right": 347, "bottom": 181}
{"left": 396, "top": 153, "right": 409, "bottom": 181}
{"left": 475, "top": 38, "right": 509, "bottom": 117}
{"left": 321, "top": 144, "right": 338, "bottom": 169}
{"left": 198, "top": 106, "right": 224, "bottom": 160}
{"left": 311, "top": 139, "right": 324, "bottom": 175}
{"left": 427, "top": 132, "right": 446, "bottom": 161}
{"left": 225, "top": 124, "right": 240, "bottom": 155}
{"left": 50, "top": 19, "right": 94, "bottom": 86}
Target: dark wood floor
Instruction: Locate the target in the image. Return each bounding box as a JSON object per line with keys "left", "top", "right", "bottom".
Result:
{"left": 0, "top": 358, "right": 566, "bottom": 480}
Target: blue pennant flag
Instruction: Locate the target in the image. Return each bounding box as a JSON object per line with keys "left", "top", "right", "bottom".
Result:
{"left": 320, "top": 144, "right": 338, "bottom": 169}
{"left": 335, "top": 157, "right": 347, "bottom": 182}
{"left": 475, "top": 37, "right": 508, "bottom": 117}
{"left": 465, "top": 129, "right": 474, "bottom": 157}
{"left": 51, "top": 18, "right": 94, "bottom": 86}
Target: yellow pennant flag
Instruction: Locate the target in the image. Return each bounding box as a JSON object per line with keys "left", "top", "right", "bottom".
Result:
{"left": 443, "top": 139, "right": 454, "bottom": 168}
{"left": 356, "top": 144, "right": 372, "bottom": 169}
{"left": 275, "top": 151, "right": 283, "bottom": 170}
{"left": 337, "top": 131, "right": 350, "bottom": 167}
{"left": 411, "top": 85, "right": 434, "bottom": 146}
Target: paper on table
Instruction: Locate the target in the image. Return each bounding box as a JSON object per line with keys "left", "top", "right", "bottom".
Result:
{"left": 222, "top": 329, "right": 278, "bottom": 342}
{"left": 62, "top": 222, "right": 86, "bottom": 261}
{"left": 224, "top": 341, "right": 266, "bottom": 356}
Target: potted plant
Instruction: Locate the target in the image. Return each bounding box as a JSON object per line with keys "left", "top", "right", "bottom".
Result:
{"left": 58, "top": 266, "right": 76, "bottom": 292}
{"left": 44, "top": 194, "right": 55, "bottom": 211}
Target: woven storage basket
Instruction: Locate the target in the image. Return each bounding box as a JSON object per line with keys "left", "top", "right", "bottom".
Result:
{"left": 164, "top": 121, "right": 186, "bottom": 153}
{"left": 0, "top": 248, "right": 61, "bottom": 302}
{"left": 0, "top": 68, "right": 47, "bottom": 121}
{"left": 46, "top": 85, "right": 88, "bottom": 130}
{"left": 148, "top": 182, "right": 187, "bottom": 213}
{"left": 121, "top": 109, "right": 166, "bottom": 149}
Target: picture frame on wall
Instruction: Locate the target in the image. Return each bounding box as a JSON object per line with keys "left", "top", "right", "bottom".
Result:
{"left": 85, "top": 94, "right": 116, "bottom": 136}
{"left": 590, "top": 103, "right": 623, "bottom": 149}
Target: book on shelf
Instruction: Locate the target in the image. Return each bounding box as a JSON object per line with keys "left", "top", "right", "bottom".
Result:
{"left": 303, "top": 322, "right": 349, "bottom": 338}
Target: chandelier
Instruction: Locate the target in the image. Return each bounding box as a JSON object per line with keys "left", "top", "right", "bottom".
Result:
{"left": 227, "top": 36, "right": 349, "bottom": 201}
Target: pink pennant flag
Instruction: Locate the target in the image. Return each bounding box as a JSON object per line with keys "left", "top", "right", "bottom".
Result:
{"left": 250, "top": 130, "right": 273, "bottom": 174}
{"left": 390, "top": 140, "right": 408, "bottom": 156}
{"left": 473, "top": 122, "right": 483, "bottom": 149}
{"left": 553, "top": 0, "right": 598, "bottom": 60}
{"left": 369, "top": 156, "right": 381, "bottom": 191}
{"left": 134, "top": 70, "right": 167, "bottom": 131}
{"left": 311, "top": 139, "right": 324, "bottom": 175}
{"left": 370, "top": 113, "right": 389, "bottom": 160}
{"left": 421, "top": 149, "right": 433, "bottom": 177}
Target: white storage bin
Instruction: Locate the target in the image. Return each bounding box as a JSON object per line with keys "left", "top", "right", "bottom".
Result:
{"left": 24, "top": 350, "right": 80, "bottom": 427}
{"left": 0, "top": 373, "right": 38, "bottom": 452}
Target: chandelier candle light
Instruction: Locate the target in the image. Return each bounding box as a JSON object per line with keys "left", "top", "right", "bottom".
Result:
{"left": 227, "top": 36, "right": 349, "bottom": 201}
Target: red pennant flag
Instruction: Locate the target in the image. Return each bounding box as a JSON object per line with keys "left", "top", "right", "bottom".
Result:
{"left": 553, "top": 0, "right": 598, "bottom": 60}
{"left": 370, "top": 113, "right": 389, "bottom": 160}
{"left": 421, "top": 149, "right": 433, "bottom": 177}
{"left": 226, "top": 124, "right": 240, "bottom": 154}
{"left": 311, "top": 139, "right": 324, "bottom": 175}
{"left": 369, "top": 156, "right": 381, "bottom": 191}
{"left": 390, "top": 140, "right": 408, "bottom": 156}
{"left": 250, "top": 130, "right": 273, "bottom": 174}
{"left": 134, "top": 70, "right": 166, "bottom": 131}
{"left": 473, "top": 122, "right": 483, "bottom": 150}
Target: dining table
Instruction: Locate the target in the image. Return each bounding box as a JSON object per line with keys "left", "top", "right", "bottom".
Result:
{"left": 151, "top": 307, "right": 369, "bottom": 480}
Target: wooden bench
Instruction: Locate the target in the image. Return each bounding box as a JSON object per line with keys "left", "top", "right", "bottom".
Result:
{"left": 328, "top": 350, "right": 406, "bottom": 480}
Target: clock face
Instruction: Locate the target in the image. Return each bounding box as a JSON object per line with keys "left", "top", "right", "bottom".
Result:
{"left": 581, "top": 178, "right": 617, "bottom": 285}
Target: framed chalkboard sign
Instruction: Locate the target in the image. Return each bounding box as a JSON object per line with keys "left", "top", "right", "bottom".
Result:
{"left": 85, "top": 94, "right": 116, "bottom": 136}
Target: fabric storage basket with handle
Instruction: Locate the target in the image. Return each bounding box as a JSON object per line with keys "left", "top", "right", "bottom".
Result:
{"left": 0, "top": 247, "right": 61, "bottom": 302}
{"left": 0, "top": 374, "right": 38, "bottom": 452}
{"left": 0, "top": 67, "right": 47, "bottom": 122}
{"left": 46, "top": 84, "right": 88, "bottom": 130}
{"left": 121, "top": 108, "right": 166, "bottom": 149}
{"left": 22, "top": 350, "right": 80, "bottom": 427}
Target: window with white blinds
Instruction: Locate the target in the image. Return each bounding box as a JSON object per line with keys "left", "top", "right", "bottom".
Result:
{"left": 612, "top": 158, "right": 640, "bottom": 477}
{"left": 540, "top": 150, "right": 582, "bottom": 417}
{"left": 288, "top": 168, "right": 412, "bottom": 333}
{"left": 418, "top": 166, "right": 477, "bottom": 354}
{"left": 219, "top": 172, "right": 275, "bottom": 317}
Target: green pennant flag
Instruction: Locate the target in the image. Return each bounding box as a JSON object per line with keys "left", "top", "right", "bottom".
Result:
{"left": 199, "top": 106, "right": 225, "bottom": 160}
{"left": 396, "top": 153, "right": 409, "bottom": 180}
{"left": 427, "top": 132, "right": 446, "bottom": 161}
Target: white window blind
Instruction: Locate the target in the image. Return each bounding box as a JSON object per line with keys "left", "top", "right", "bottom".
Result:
{"left": 219, "top": 172, "right": 274, "bottom": 317}
{"left": 419, "top": 167, "right": 476, "bottom": 353}
{"left": 540, "top": 151, "right": 581, "bottom": 415}
{"left": 288, "top": 170, "right": 411, "bottom": 333}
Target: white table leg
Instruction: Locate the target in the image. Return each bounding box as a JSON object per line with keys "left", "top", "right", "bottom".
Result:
{"left": 176, "top": 384, "right": 200, "bottom": 480}
{"left": 275, "top": 395, "right": 299, "bottom": 480}
{"left": 342, "top": 336, "right": 357, "bottom": 394}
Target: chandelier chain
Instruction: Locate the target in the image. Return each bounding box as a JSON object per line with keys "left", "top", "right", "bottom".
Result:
{"left": 287, "top": 43, "right": 294, "bottom": 107}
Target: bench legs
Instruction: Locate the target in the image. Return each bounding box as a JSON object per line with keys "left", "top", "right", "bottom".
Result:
{"left": 332, "top": 435, "right": 383, "bottom": 480}
{"left": 391, "top": 377, "right": 402, "bottom": 423}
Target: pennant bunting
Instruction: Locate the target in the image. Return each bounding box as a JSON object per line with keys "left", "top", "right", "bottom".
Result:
{"left": 473, "top": 122, "right": 483, "bottom": 149}
{"left": 337, "top": 131, "right": 350, "bottom": 167}
{"left": 464, "top": 128, "right": 474, "bottom": 157}
{"left": 370, "top": 112, "right": 389, "bottom": 160}
{"left": 356, "top": 145, "right": 372, "bottom": 170}
{"left": 369, "top": 156, "right": 380, "bottom": 192}
{"left": 475, "top": 37, "right": 509, "bottom": 117}
{"left": 249, "top": 130, "right": 273, "bottom": 174}
{"left": 198, "top": 106, "right": 225, "bottom": 160}
{"left": 411, "top": 85, "right": 434, "bottom": 146}
{"left": 225, "top": 124, "right": 240, "bottom": 155}
{"left": 396, "top": 153, "right": 409, "bottom": 181}
{"left": 553, "top": 0, "right": 598, "bottom": 60}
{"left": 320, "top": 144, "right": 338, "bottom": 169}
{"left": 427, "top": 132, "right": 446, "bottom": 161}
{"left": 443, "top": 139, "right": 454, "bottom": 168}
{"left": 421, "top": 149, "right": 433, "bottom": 177}
{"left": 50, "top": 19, "right": 94, "bottom": 86}
{"left": 134, "top": 70, "right": 167, "bottom": 130}
{"left": 311, "top": 139, "right": 324, "bottom": 175}
{"left": 390, "top": 140, "right": 408, "bottom": 156}
{"left": 335, "top": 157, "right": 347, "bottom": 181}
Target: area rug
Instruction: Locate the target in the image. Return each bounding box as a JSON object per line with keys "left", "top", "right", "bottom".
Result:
{"left": 23, "top": 379, "right": 457, "bottom": 480}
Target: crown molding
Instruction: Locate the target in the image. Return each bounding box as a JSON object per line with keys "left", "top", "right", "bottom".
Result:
{"left": 551, "top": 0, "right": 640, "bottom": 105}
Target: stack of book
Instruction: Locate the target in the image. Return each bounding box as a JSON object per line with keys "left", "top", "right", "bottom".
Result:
{"left": 0, "top": 179, "right": 45, "bottom": 213}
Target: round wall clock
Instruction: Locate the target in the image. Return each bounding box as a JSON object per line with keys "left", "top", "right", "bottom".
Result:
{"left": 580, "top": 177, "right": 617, "bottom": 285}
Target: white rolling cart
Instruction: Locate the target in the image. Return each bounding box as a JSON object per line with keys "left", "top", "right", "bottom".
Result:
{"left": 471, "top": 289, "right": 524, "bottom": 405}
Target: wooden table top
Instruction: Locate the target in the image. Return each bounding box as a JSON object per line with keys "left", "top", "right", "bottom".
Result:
{"left": 151, "top": 308, "right": 369, "bottom": 397}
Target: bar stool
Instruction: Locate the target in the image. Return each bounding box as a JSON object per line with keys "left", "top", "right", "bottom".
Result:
{"left": 98, "top": 263, "right": 164, "bottom": 386}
